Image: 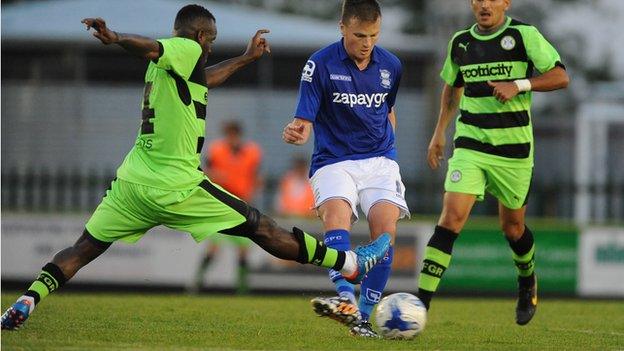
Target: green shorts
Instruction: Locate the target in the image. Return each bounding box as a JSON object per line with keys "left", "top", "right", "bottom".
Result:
{"left": 85, "top": 178, "right": 252, "bottom": 244}
{"left": 444, "top": 154, "right": 533, "bottom": 210}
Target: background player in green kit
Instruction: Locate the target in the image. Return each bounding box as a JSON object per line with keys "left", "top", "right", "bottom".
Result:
{"left": 1, "top": 4, "right": 391, "bottom": 331}
{"left": 417, "top": 0, "right": 569, "bottom": 325}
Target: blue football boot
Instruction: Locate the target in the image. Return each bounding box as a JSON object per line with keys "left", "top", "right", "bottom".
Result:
{"left": 343, "top": 233, "right": 391, "bottom": 284}
{"left": 1, "top": 300, "right": 32, "bottom": 330}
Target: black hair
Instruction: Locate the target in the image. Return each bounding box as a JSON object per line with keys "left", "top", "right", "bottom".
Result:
{"left": 341, "top": 0, "right": 381, "bottom": 24}
{"left": 223, "top": 121, "right": 242, "bottom": 135}
{"left": 174, "top": 4, "right": 216, "bottom": 32}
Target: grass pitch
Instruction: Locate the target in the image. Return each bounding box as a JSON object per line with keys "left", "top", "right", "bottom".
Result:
{"left": 2, "top": 292, "right": 623, "bottom": 350}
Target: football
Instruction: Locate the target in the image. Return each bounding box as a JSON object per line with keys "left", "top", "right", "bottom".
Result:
{"left": 375, "top": 293, "right": 427, "bottom": 339}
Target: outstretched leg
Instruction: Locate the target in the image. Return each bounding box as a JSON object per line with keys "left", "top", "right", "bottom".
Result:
{"left": 2, "top": 230, "right": 110, "bottom": 330}
{"left": 221, "top": 206, "right": 390, "bottom": 285}
{"left": 191, "top": 179, "right": 390, "bottom": 282}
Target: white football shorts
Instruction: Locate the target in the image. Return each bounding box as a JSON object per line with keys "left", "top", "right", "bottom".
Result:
{"left": 310, "top": 156, "right": 410, "bottom": 222}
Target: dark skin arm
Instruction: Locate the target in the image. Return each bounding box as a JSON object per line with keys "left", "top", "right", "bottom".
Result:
{"left": 204, "top": 29, "right": 271, "bottom": 89}
{"left": 488, "top": 66, "right": 570, "bottom": 103}
{"left": 82, "top": 17, "right": 160, "bottom": 61}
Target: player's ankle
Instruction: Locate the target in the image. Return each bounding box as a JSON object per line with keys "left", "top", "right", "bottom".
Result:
{"left": 17, "top": 296, "right": 36, "bottom": 314}
{"left": 339, "top": 251, "right": 357, "bottom": 276}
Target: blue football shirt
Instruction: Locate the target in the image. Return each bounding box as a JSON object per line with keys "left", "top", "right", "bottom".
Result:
{"left": 294, "top": 39, "right": 402, "bottom": 177}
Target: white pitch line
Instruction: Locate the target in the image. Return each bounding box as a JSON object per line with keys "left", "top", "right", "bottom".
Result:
{"left": 549, "top": 328, "right": 624, "bottom": 337}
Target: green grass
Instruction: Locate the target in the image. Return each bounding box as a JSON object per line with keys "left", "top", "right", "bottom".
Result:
{"left": 2, "top": 293, "right": 623, "bottom": 350}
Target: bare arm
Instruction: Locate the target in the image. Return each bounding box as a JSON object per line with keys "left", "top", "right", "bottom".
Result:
{"left": 81, "top": 18, "right": 160, "bottom": 61}
{"left": 388, "top": 108, "right": 396, "bottom": 132}
{"left": 204, "top": 29, "right": 271, "bottom": 89}
{"left": 488, "top": 66, "right": 569, "bottom": 103}
{"left": 282, "top": 118, "right": 313, "bottom": 145}
{"left": 526, "top": 66, "right": 569, "bottom": 92}
{"left": 427, "top": 84, "right": 463, "bottom": 170}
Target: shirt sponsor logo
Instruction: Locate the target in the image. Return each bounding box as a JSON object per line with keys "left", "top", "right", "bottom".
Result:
{"left": 380, "top": 69, "right": 392, "bottom": 89}
{"left": 301, "top": 60, "right": 316, "bottom": 82}
{"left": 460, "top": 63, "right": 513, "bottom": 78}
{"left": 332, "top": 92, "right": 388, "bottom": 108}
{"left": 500, "top": 35, "right": 516, "bottom": 50}
{"left": 330, "top": 74, "right": 352, "bottom": 82}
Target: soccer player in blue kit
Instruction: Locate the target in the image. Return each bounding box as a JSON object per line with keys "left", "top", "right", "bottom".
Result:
{"left": 282, "top": 0, "right": 408, "bottom": 338}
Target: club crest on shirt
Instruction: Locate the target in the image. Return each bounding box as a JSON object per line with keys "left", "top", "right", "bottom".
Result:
{"left": 450, "top": 170, "right": 462, "bottom": 183}
{"left": 301, "top": 60, "right": 316, "bottom": 82}
{"left": 379, "top": 69, "right": 392, "bottom": 89}
{"left": 500, "top": 36, "right": 516, "bottom": 50}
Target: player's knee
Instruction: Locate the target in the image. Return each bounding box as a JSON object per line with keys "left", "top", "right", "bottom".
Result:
{"left": 501, "top": 221, "right": 524, "bottom": 240}
{"left": 320, "top": 211, "right": 351, "bottom": 228}
{"left": 254, "top": 213, "right": 278, "bottom": 239}
{"left": 75, "top": 230, "right": 111, "bottom": 262}
{"left": 246, "top": 206, "right": 261, "bottom": 234}
{"left": 438, "top": 211, "right": 468, "bottom": 233}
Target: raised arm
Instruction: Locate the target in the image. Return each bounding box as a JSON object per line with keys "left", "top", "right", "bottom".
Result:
{"left": 427, "top": 84, "right": 463, "bottom": 170}
{"left": 204, "top": 29, "right": 271, "bottom": 89}
{"left": 81, "top": 18, "right": 160, "bottom": 61}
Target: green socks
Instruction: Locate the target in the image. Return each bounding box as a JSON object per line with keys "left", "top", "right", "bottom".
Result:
{"left": 293, "top": 227, "right": 346, "bottom": 270}
{"left": 418, "top": 226, "right": 458, "bottom": 309}
{"left": 507, "top": 226, "right": 536, "bottom": 286}
{"left": 21, "top": 263, "right": 66, "bottom": 309}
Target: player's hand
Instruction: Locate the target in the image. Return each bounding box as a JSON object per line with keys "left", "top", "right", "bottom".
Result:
{"left": 427, "top": 132, "right": 446, "bottom": 170}
{"left": 488, "top": 81, "right": 519, "bottom": 103}
{"left": 282, "top": 122, "right": 306, "bottom": 145}
{"left": 243, "top": 29, "right": 271, "bottom": 60}
{"left": 81, "top": 17, "right": 119, "bottom": 45}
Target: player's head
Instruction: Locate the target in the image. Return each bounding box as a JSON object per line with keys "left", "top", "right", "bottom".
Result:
{"left": 471, "top": 0, "right": 510, "bottom": 30}
{"left": 222, "top": 121, "right": 243, "bottom": 146}
{"left": 339, "top": 0, "right": 382, "bottom": 63}
{"left": 174, "top": 4, "right": 217, "bottom": 55}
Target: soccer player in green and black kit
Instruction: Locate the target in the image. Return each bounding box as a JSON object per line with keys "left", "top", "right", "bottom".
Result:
{"left": 416, "top": 0, "right": 569, "bottom": 325}
{"left": 1, "top": 4, "right": 391, "bottom": 331}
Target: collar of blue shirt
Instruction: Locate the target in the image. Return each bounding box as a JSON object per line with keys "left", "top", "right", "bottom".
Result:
{"left": 338, "top": 38, "right": 380, "bottom": 65}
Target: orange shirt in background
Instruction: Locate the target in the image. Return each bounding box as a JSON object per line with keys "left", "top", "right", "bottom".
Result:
{"left": 276, "top": 170, "right": 315, "bottom": 217}
{"left": 207, "top": 139, "right": 262, "bottom": 202}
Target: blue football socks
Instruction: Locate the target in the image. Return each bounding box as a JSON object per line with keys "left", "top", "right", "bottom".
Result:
{"left": 324, "top": 229, "right": 356, "bottom": 303}
{"left": 359, "top": 246, "right": 393, "bottom": 321}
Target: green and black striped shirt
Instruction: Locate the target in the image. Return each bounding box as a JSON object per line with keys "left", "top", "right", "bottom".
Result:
{"left": 441, "top": 17, "right": 564, "bottom": 167}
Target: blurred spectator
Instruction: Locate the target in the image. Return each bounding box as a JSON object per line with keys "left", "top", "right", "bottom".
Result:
{"left": 192, "top": 120, "right": 263, "bottom": 294}
{"left": 275, "top": 155, "right": 316, "bottom": 218}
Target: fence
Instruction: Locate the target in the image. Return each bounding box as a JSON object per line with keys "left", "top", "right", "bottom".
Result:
{"left": 3, "top": 167, "right": 623, "bottom": 220}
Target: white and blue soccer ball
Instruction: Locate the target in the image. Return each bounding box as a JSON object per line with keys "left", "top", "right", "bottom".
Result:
{"left": 375, "top": 292, "right": 427, "bottom": 339}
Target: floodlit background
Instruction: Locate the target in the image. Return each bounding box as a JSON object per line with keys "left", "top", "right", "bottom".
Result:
{"left": 2, "top": 0, "right": 623, "bottom": 298}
